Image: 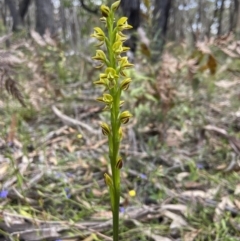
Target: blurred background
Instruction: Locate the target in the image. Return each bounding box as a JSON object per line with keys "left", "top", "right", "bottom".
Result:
{"left": 2, "top": 0, "right": 240, "bottom": 57}
{"left": 0, "top": 1, "right": 240, "bottom": 241}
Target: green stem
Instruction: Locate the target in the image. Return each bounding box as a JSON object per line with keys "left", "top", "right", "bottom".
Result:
{"left": 111, "top": 90, "right": 120, "bottom": 241}
{"left": 108, "top": 12, "right": 120, "bottom": 241}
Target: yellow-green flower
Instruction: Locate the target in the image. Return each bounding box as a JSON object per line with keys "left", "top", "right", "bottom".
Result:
{"left": 93, "top": 77, "right": 108, "bottom": 87}
{"left": 116, "top": 32, "right": 127, "bottom": 42}
{"left": 91, "top": 27, "right": 106, "bottom": 46}
{"left": 117, "top": 17, "right": 132, "bottom": 31}
{"left": 118, "top": 57, "right": 134, "bottom": 75}
{"left": 96, "top": 93, "right": 113, "bottom": 105}
{"left": 92, "top": 50, "right": 108, "bottom": 63}
{"left": 105, "top": 67, "right": 118, "bottom": 80}
{"left": 113, "top": 41, "right": 124, "bottom": 55}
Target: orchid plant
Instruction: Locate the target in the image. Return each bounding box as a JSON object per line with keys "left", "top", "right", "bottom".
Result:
{"left": 91, "top": 1, "right": 133, "bottom": 240}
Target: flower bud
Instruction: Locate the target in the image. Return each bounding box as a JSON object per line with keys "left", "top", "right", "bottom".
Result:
{"left": 120, "top": 78, "right": 131, "bottom": 91}
{"left": 119, "top": 127, "right": 123, "bottom": 140}
{"left": 100, "top": 17, "right": 107, "bottom": 24}
{"left": 116, "top": 156, "right": 123, "bottom": 169}
{"left": 119, "top": 111, "right": 132, "bottom": 124}
{"left": 111, "top": 1, "right": 120, "bottom": 12}
{"left": 100, "top": 5, "right": 110, "bottom": 17}
{"left": 120, "top": 100, "right": 125, "bottom": 107}
{"left": 104, "top": 173, "right": 113, "bottom": 187}
{"left": 100, "top": 122, "right": 111, "bottom": 136}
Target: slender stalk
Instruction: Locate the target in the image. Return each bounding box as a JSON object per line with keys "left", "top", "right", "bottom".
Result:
{"left": 111, "top": 91, "right": 120, "bottom": 240}
{"left": 107, "top": 10, "right": 121, "bottom": 240}
{"left": 91, "top": 2, "right": 133, "bottom": 240}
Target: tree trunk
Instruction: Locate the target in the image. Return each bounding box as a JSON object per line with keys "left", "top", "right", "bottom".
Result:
{"left": 120, "top": 0, "right": 140, "bottom": 53}
{"left": 151, "top": 0, "right": 172, "bottom": 63}
{"left": 5, "top": 0, "right": 23, "bottom": 31}
{"left": 35, "top": 0, "right": 55, "bottom": 36}
{"left": 120, "top": 0, "right": 140, "bottom": 29}
{"left": 233, "top": 0, "right": 239, "bottom": 31}
{"left": 171, "top": 0, "right": 177, "bottom": 41}
{"left": 235, "top": 0, "right": 240, "bottom": 36}
{"left": 217, "top": 0, "right": 225, "bottom": 36}
{"left": 60, "top": 1, "right": 67, "bottom": 42}
{"left": 19, "top": 0, "right": 31, "bottom": 20}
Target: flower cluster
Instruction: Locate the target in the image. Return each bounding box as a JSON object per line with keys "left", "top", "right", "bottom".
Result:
{"left": 91, "top": 0, "right": 133, "bottom": 174}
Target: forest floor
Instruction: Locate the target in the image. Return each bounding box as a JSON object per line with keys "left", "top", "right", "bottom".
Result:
{"left": 0, "top": 32, "right": 240, "bottom": 241}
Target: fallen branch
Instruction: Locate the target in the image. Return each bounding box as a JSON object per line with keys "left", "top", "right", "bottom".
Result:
{"left": 52, "top": 105, "right": 100, "bottom": 135}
